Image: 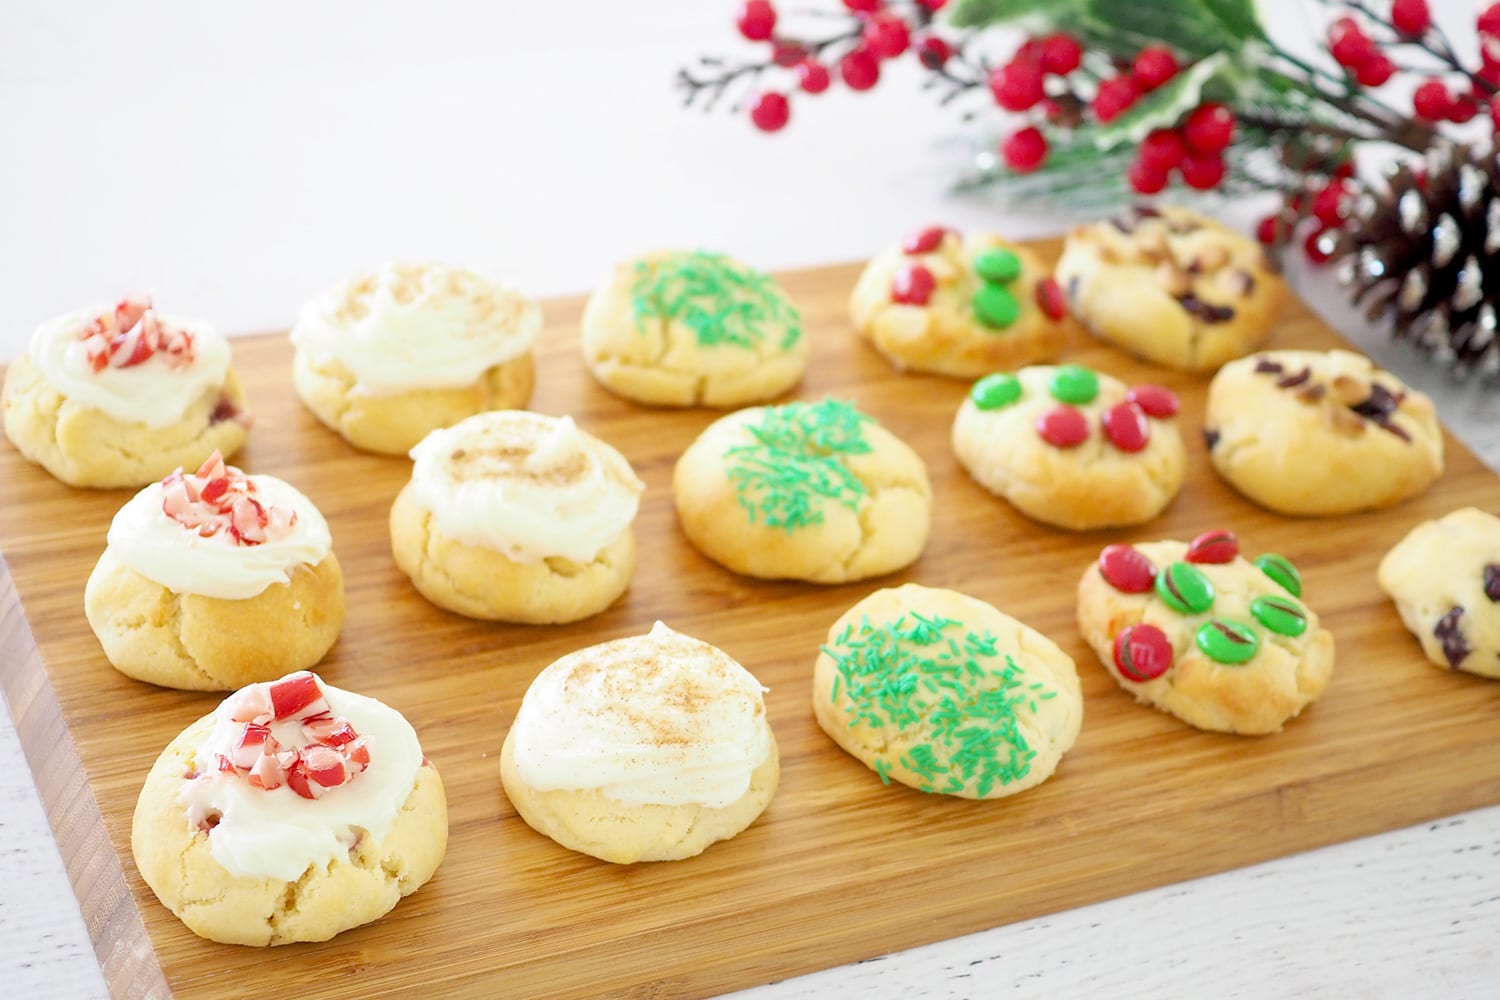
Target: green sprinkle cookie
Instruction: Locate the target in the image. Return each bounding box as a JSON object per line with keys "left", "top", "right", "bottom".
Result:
{"left": 970, "top": 373, "right": 1023, "bottom": 410}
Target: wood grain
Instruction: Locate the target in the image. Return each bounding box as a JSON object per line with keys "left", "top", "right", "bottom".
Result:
{"left": 3, "top": 246, "right": 1499, "bottom": 1000}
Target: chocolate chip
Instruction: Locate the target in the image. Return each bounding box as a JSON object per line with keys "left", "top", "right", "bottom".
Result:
{"left": 1294, "top": 383, "right": 1326, "bottom": 404}
{"left": 1434, "top": 607, "right": 1470, "bottom": 669}
{"left": 1351, "top": 383, "right": 1400, "bottom": 420}
{"left": 1253, "top": 357, "right": 1285, "bottom": 375}
{"left": 1134, "top": 204, "right": 1162, "bottom": 218}
{"left": 209, "top": 397, "right": 238, "bottom": 423}
{"left": 1176, "top": 292, "right": 1235, "bottom": 323}
{"left": 1379, "top": 422, "right": 1412, "bottom": 442}
{"left": 1276, "top": 367, "right": 1312, "bottom": 388}
{"left": 1485, "top": 564, "right": 1500, "bottom": 602}
{"left": 1203, "top": 428, "right": 1220, "bottom": 450}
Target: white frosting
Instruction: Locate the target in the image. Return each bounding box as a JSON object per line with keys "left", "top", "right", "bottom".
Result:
{"left": 178, "top": 679, "right": 424, "bottom": 881}
{"left": 508, "top": 621, "right": 771, "bottom": 808}
{"left": 29, "top": 305, "right": 231, "bottom": 428}
{"left": 289, "top": 261, "right": 541, "bottom": 394}
{"left": 106, "top": 474, "right": 332, "bottom": 600}
{"left": 408, "top": 411, "right": 643, "bottom": 564}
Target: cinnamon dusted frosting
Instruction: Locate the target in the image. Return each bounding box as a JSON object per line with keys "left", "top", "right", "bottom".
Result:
{"left": 290, "top": 262, "right": 541, "bottom": 394}
{"left": 407, "top": 410, "right": 644, "bottom": 564}
{"left": 507, "top": 622, "right": 772, "bottom": 808}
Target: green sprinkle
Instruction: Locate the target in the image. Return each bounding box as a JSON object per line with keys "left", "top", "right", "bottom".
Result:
{"left": 1048, "top": 364, "right": 1099, "bottom": 405}
{"left": 972, "top": 284, "right": 1019, "bottom": 330}
{"left": 874, "top": 758, "right": 890, "bottom": 785}
{"left": 1255, "top": 554, "right": 1302, "bottom": 598}
{"left": 630, "top": 250, "right": 802, "bottom": 351}
{"left": 974, "top": 248, "right": 1022, "bottom": 283}
{"left": 724, "top": 399, "right": 873, "bottom": 532}
{"left": 971, "top": 372, "right": 1023, "bottom": 410}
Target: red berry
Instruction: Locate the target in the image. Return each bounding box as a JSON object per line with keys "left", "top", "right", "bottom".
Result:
{"left": 772, "top": 42, "right": 806, "bottom": 68}
{"left": 840, "top": 48, "right": 881, "bottom": 91}
{"left": 1180, "top": 151, "right": 1226, "bottom": 190}
{"left": 916, "top": 35, "right": 952, "bottom": 70}
{"left": 1092, "top": 76, "right": 1140, "bottom": 123}
{"left": 736, "top": 1, "right": 777, "bottom": 42}
{"left": 916, "top": 0, "right": 947, "bottom": 9}
{"left": 1355, "top": 54, "right": 1395, "bottom": 87}
{"left": 1036, "top": 405, "right": 1090, "bottom": 448}
{"left": 863, "top": 13, "right": 910, "bottom": 59}
{"left": 1483, "top": 3, "right": 1500, "bottom": 37}
{"left": 1127, "top": 157, "right": 1170, "bottom": 195}
{"left": 989, "top": 57, "right": 1046, "bottom": 111}
{"left": 1001, "top": 126, "right": 1048, "bottom": 173}
{"left": 749, "top": 92, "right": 790, "bottom": 132}
{"left": 891, "top": 264, "right": 936, "bottom": 305}
{"left": 1391, "top": 0, "right": 1431, "bottom": 36}
{"left": 1015, "top": 37, "right": 1046, "bottom": 63}
{"left": 1255, "top": 213, "right": 1291, "bottom": 246}
{"left": 1138, "top": 128, "right": 1186, "bottom": 172}
{"left": 1099, "top": 544, "right": 1157, "bottom": 594}
{"left": 1328, "top": 17, "right": 1377, "bottom": 68}
{"left": 1113, "top": 624, "right": 1174, "bottom": 682}
{"left": 1035, "top": 277, "right": 1068, "bottom": 320}
{"left": 1333, "top": 158, "right": 1357, "bottom": 180}
{"left": 904, "top": 226, "right": 947, "bottom": 254}
{"left": 1449, "top": 95, "right": 1480, "bottom": 123}
{"left": 797, "top": 60, "right": 831, "bottom": 94}
{"left": 1102, "top": 401, "right": 1150, "bottom": 452}
{"left": 1183, "top": 102, "right": 1235, "bottom": 153}
{"left": 1413, "top": 78, "right": 1450, "bottom": 120}
{"left": 1304, "top": 226, "right": 1336, "bottom": 264}
{"left": 1131, "top": 45, "right": 1179, "bottom": 92}
{"left": 1040, "top": 33, "right": 1082, "bottom": 75}
{"left": 1312, "top": 180, "right": 1349, "bottom": 227}
{"left": 1127, "top": 384, "right": 1179, "bottom": 418}
{"left": 843, "top": 0, "right": 881, "bottom": 11}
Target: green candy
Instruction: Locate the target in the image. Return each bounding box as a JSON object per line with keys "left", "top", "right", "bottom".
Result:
{"left": 971, "top": 373, "right": 1023, "bottom": 410}
{"left": 1195, "top": 619, "right": 1261, "bottom": 664}
{"left": 1155, "top": 561, "right": 1215, "bottom": 614}
{"left": 1048, "top": 364, "right": 1099, "bottom": 405}
{"left": 1255, "top": 554, "right": 1302, "bottom": 597}
{"left": 973, "top": 284, "right": 1020, "bottom": 330}
{"left": 1251, "top": 595, "right": 1309, "bottom": 637}
{"left": 974, "top": 248, "right": 1022, "bottom": 284}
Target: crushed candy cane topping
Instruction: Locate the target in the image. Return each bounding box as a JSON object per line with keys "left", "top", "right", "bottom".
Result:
{"left": 77, "top": 294, "right": 197, "bottom": 373}
{"left": 160, "top": 451, "right": 298, "bottom": 546}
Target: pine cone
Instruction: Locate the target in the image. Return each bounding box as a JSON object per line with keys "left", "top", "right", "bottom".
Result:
{"left": 1334, "top": 142, "right": 1500, "bottom": 379}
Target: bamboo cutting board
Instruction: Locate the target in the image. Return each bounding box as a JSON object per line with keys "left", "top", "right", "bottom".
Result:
{"left": 3, "top": 246, "right": 1500, "bottom": 1000}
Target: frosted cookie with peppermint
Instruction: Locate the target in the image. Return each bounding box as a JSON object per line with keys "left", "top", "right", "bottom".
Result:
{"left": 290, "top": 261, "right": 540, "bottom": 455}
{"left": 1, "top": 295, "right": 251, "bottom": 488}
{"left": 1076, "top": 530, "right": 1335, "bottom": 734}
{"left": 952, "top": 364, "right": 1186, "bottom": 530}
{"left": 500, "top": 622, "right": 777, "bottom": 863}
{"left": 1205, "top": 349, "right": 1443, "bottom": 516}
{"left": 1055, "top": 205, "right": 1285, "bottom": 372}
{"left": 849, "top": 225, "right": 1069, "bottom": 378}
{"left": 390, "top": 410, "right": 644, "bottom": 623}
{"left": 812, "top": 584, "right": 1082, "bottom": 798}
{"left": 581, "top": 249, "right": 808, "bottom": 407}
{"left": 673, "top": 398, "right": 931, "bottom": 583}
{"left": 131, "top": 671, "right": 447, "bottom": 945}
{"left": 84, "top": 451, "right": 344, "bottom": 690}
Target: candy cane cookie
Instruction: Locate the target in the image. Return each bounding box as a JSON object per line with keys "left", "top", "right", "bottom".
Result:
{"left": 85, "top": 451, "right": 344, "bottom": 690}
{"left": 1, "top": 294, "right": 251, "bottom": 487}
{"left": 132, "top": 671, "right": 447, "bottom": 945}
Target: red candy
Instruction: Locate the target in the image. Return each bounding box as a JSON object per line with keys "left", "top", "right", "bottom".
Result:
{"left": 1099, "top": 544, "right": 1156, "bottom": 593}
{"left": 1127, "top": 384, "right": 1179, "bottom": 418}
{"left": 1102, "top": 401, "right": 1150, "bottom": 452}
{"left": 891, "top": 263, "right": 936, "bottom": 305}
{"left": 1113, "top": 624, "right": 1174, "bottom": 681}
{"left": 1035, "top": 276, "right": 1068, "bottom": 320}
{"left": 1185, "top": 529, "right": 1239, "bottom": 564}
{"left": 1036, "top": 404, "right": 1090, "bottom": 448}
{"left": 903, "top": 226, "right": 947, "bottom": 254}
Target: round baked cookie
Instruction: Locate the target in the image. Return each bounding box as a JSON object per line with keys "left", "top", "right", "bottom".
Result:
{"left": 84, "top": 452, "right": 344, "bottom": 690}
{"left": 132, "top": 671, "right": 447, "bottom": 946}
{"left": 390, "top": 410, "right": 643, "bottom": 623}
{"left": 500, "top": 621, "right": 778, "bottom": 863}
{"left": 290, "top": 261, "right": 540, "bottom": 455}
{"left": 1, "top": 294, "right": 252, "bottom": 488}
{"left": 849, "top": 225, "right": 1069, "bottom": 378}
{"left": 580, "top": 249, "right": 808, "bottom": 407}
{"left": 1377, "top": 507, "right": 1500, "bottom": 679}
{"left": 812, "top": 584, "right": 1082, "bottom": 798}
{"left": 1055, "top": 205, "right": 1286, "bottom": 372}
{"left": 673, "top": 398, "right": 931, "bottom": 583}
{"left": 952, "top": 364, "right": 1185, "bottom": 530}
{"left": 1205, "top": 349, "right": 1443, "bottom": 516}
{"left": 1076, "top": 530, "right": 1335, "bottom": 734}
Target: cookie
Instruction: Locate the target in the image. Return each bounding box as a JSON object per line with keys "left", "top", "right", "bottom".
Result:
{"left": 390, "top": 410, "right": 643, "bottom": 623}
{"left": 812, "top": 584, "right": 1082, "bottom": 798}
{"left": 849, "top": 225, "right": 1068, "bottom": 378}
{"left": 131, "top": 671, "right": 447, "bottom": 945}
{"left": 1055, "top": 205, "right": 1285, "bottom": 372}
{"left": 85, "top": 452, "right": 344, "bottom": 690}
{"left": 1076, "top": 530, "right": 1336, "bottom": 734}
{"left": 500, "top": 621, "right": 778, "bottom": 863}
{"left": 1, "top": 295, "right": 252, "bottom": 488}
{"left": 1377, "top": 507, "right": 1500, "bottom": 679}
{"left": 673, "top": 398, "right": 931, "bottom": 583}
{"left": 952, "top": 364, "right": 1186, "bottom": 530}
{"left": 581, "top": 250, "right": 807, "bottom": 407}
{"left": 290, "top": 262, "right": 540, "bottom": 455}
{"left": 1205, "top": 349, "right": 1443, "bottom": 516}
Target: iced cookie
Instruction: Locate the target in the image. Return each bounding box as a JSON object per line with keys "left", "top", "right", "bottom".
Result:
{"left": 952, "top": 364, "right": 1185, "bottom": 530}
{"left": 84, "top": 452, "right": 343, "bottom": 690}
{"left": 1, "top": 295, "right": 251, "bottom": 488}
{"left": 390, "top": 410, "right": 643, "bottom": 623}
{"left": 290, "top": 261, "right": 540, "bottom": 455}
{"left": 1055, "top": 205, "right": 1285, "bottom": 372}
{"left": 849, "top": 225, "right": 1068, "bottom": 378}
{"left": 581, "top": 249, "right": 807, "bottom": 407}
{"left": 812, "top": 584, "right": 1082, "bottom": 798}
{"left": 131, "top": 671, "right": 447, "bottom": 945}
{"left": 1378, "top": 507, "right": 1500, "bottom": 679}
{"left": 500, "top": 622, "right": 778, "bottom": 863}
{"left": 1076, "top": 530, "right": 1335, "bottom": 734}
{"left": 1205, "top": 349, "right": 1443, "bottom": 516}
{"left": 673, "top": 398, "right": 931, "bottom": 583}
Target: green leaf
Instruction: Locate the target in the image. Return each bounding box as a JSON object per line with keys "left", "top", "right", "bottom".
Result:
{"left": 1080, "top": 0, "right": 1258, "bottom": 57}
{"left": 1091, "top": 51, "right": 1235, "bottom": 148}
{"left": 947, "top": 0, "right": 1085, "bottom": 29}
{"left": 1205, "top": 0, "right": 1267, "bottom": 41}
